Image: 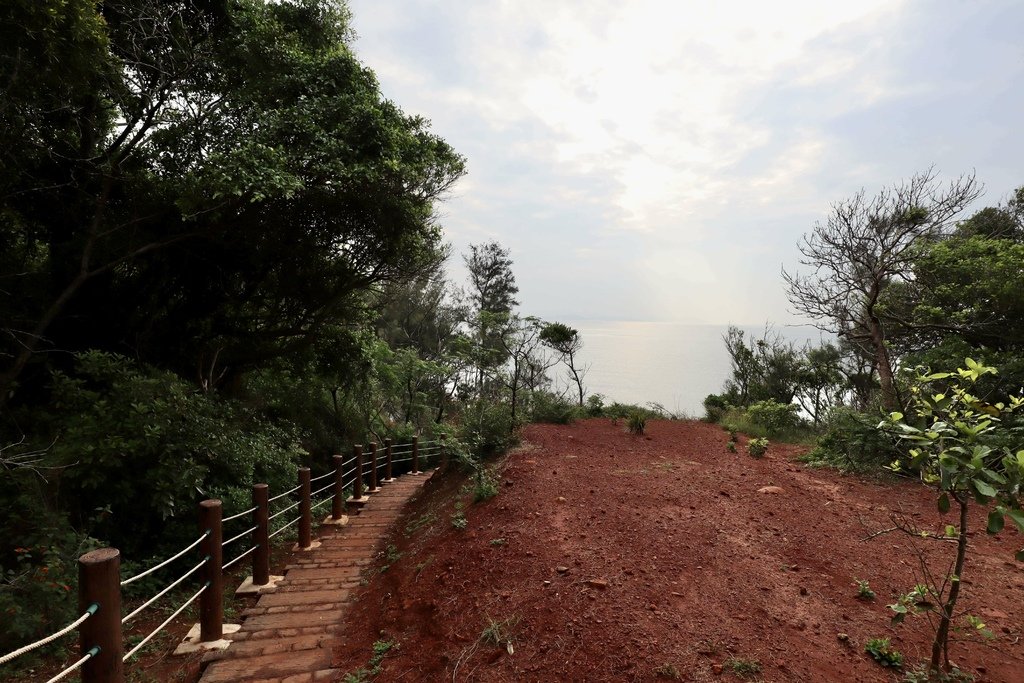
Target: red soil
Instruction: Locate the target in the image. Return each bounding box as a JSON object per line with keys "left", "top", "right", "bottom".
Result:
{"left": 333, "top": 419, "right": 1023, "bottom": 682}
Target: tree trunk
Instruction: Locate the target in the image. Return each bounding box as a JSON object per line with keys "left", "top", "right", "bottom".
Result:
{"left": 866, "top": 311, "right": 900, "bottom": 411}
{"left": 931, "top": 497, "right": 970, "bottom": 674}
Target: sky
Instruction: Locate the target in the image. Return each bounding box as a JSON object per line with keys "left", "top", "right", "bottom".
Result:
{"left": 347, "top": 0, "right": 1024, "bottom": 325}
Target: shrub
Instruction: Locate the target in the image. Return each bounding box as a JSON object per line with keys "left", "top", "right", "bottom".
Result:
{"left": 585, "top": 393, "right": 606, "bottom": 417}
{"left": 626, "top": 412, "right": 646, "bottom": 435}
{"left": 800, "top": 408, "right": 900, "bottom": 472}
{"left": 747, "top": 437, "right": 769, "bottom": 457}
{"left": 864, "top": 637, "right": 903, "bottom": 668}
{"left": 530, "top": 391, "right": 579, "bottom": 424}
{"left": 746, "top": 399, "right": 800, "bottom": 435}
{"left": 458, "top": 398, "right": 519, "bottom": 457}
{"left": 726, "top": 440, "right": 737, "bottom": 453}
{"left": 703, "top": 393, "right": 730, "bottom": 423}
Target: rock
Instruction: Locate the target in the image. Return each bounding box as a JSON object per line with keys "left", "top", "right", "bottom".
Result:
{"left": 556, "top": 496, "right": 567, "bottom": 503}
{"left": 543, "top": 580, "right": 551, "bottom": 587}
{"left": 587, "top": 579, "right": 609, "bottom": 589}
{"left": 712, "top": 663, "right": 723, "bottom": 674}
{"left": 837, "top": 633, "right": 849, "bottom": 643}
{"left": 799, "top": 586, "right": 809, "bottom": 596}
{"left": 503, "top": 479, "right": 514, "bottom": 487}
{"left": 556, "top": 566, "right": 569, "bottom": 574}
{"left": 758, "top": 486, "right": 784, "bottom": 494}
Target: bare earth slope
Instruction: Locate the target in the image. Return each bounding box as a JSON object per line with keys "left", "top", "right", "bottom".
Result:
{"left": 333, "top": 419, "right": 1023, "bottom": 682}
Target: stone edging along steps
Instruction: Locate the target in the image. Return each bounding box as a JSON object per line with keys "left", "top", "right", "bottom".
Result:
{"left": 198, "top": 473, "right": 432, "bottom": 683}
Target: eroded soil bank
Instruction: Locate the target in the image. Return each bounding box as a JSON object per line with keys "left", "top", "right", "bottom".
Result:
{"left": 333, "top": 419, "right": 1023, "bottom": 682}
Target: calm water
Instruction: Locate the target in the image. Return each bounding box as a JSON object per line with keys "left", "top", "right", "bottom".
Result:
{"left": 563, "top": 321, "right": 828, "bottom": 417}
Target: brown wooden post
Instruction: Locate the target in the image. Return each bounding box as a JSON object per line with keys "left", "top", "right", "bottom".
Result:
{"left": 79, "top": 548, "right": 123, "bottom": 683}
{"left": 368, "top": 442, "right": 380, "bottom": 492}
{"left": 331, "top": 454, "right": 345, "bottom": 520}
{"left": 411, "top": 435, "right": 420, "bottom": 474}
{"left": 353, "top": 444, "right": 364, "bottom": 500}
{"left": 298, "top": 467, "right": 312, "bottom": 549}
{"left": 440, "top": 432, "right": 448, "bottom": 472}
{"left": 383, "top": 438, "right": 394, "bottom": 483}
{"left": 198, "top": 499, "right": 223, "bottom": 643}
{"left": 252, "top": 484, "right": 270, "bottom": 586}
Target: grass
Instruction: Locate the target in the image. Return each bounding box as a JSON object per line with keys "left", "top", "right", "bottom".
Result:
{"left": 480, "top": 616, "right": 519, "bottom": 647}
{"left": 343, "top": 638, "right": 398, "bottom": 682}
{"left": 725, "top": 656, "right": 762, "bottom": 679}
{"left": 654, "top": 662, "right": 682, "bottom": 679}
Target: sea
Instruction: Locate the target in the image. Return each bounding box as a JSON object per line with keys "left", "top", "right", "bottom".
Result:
{"left": 562, "top": 321, "right": 830, "bottom": 417}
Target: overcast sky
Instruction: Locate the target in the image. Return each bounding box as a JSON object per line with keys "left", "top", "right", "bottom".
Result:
{"left": 348, "top": 0, "right": 1024, "bottom": 325}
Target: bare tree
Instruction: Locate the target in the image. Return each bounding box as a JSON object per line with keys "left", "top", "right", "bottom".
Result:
{"left": 783, "top": 169, "right": 982, "bottom": 411}
{"left": 540, "top": 322, "right": 587, "bottom": 407}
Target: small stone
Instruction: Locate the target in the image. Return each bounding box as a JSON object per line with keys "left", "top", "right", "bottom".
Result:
{"left": 758, "top": 486, "right": 783, "bottom": 494}
{"left": 799, "top": 586, "right": 808, "bottom": 596}
{"left": 543, "top": 580, "right": 551, "bottom": 586}
{"left": 712, "top": 663, "right": 723, "bottom": 674}
{"left": 556, "top": 496, "right": 567, "bottom": 503}
{"left": 587, "top": 579, "right": 609, "bottom": 589}
{"left": 504, "top": 479, "right": 514, "bottom": 487}
{"left": 556, "top": 566, "right": 569, "bottom": 574}
{"left": 837, "top": 633, "right": 849, "bottom": 642}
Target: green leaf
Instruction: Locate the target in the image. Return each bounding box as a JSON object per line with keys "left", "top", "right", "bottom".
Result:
{"left": 889, "top": 411, "right": 904, "bottom": 422}
{"left": 944, "top": 525, "right": 957, "bottom": 538}
{"left": 1006, "top": 509, "right": 1024, "bottom": 532}
{"left": 987, "top": 510, "right": 1004, "bottom": 534}
{"left": 1016, "top": 549, "right": 1024, "bottom": 562}
{"left": 972, "top": 479, "right": 997, "bottom": 499}
{"left": 937, "top": 493, "right": 950, "bottom": 514}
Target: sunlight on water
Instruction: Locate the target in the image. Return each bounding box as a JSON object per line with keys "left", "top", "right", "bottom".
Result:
{"left": 563, "top": 321, "right": 829, "bottom": 417}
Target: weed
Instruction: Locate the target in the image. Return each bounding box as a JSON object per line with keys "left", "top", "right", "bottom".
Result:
{"left": 379, "top": 544, "right": 401, "bottom": 573}
{"left": 725, "top": 656, "right": 762, "bottom": 679}
{"left": 481, "top": 615, "right": 520, "bottom": 648}
{"left": 451, "top": 511, "right": 467, "bottom": 530}
{"left": 654, "top": 662, "right": 682, "bottom": 679}
{"left": 865, "top": 637, "right": 903, "bottom": 668}
{"left": 855, "top": 578, "right": 876, "bottom": 601}
{"left": 405, "top": 511, "right": 437, "bottom": 536}
{"left": 343, "top": 638, "right": 398, "bottom": 682}
{"left": 902, "top": 664, "right": 975, "bottom": 682}
{"left": 726, "top": 440, "right": 737, "bottom": 453}
{"left": 489, "top": 538, "right": 506, "bottom": 546}
{"left": 747, "top": 437, "right": 769, "bottom": 458}
{"left": 627, "top": 412, "right": 646, "bottom": 435}
{"left": 474, "top": 467, "right": 499, "bottom": 502}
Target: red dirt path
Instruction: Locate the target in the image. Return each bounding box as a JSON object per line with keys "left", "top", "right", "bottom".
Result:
{"left": 333, "top": 419, "right": 1024, "bottom": 682}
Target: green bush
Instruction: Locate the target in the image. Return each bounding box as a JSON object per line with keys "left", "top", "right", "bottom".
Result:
{"left": 627, "top": 412, "right": 646, "bottom": 435}
{"left": 458, "top": 398, "right": 519, "bottom": 457}
{"left": 800, "top": 408, "right": 900, "bottom": 473}
{"left": 702, "top": 393, "right": 730, "bottom": 423}
{"left": 585, "top": 393, "right": 605, "bottom": 417}
{"left": 530, "top": 391, "right": 579, "bottom": 424}
{"left": 746, "top": 399, "right": 800, "bottom": 435}
{"left": 747, "top": 437, "right": 769, "bottom": 457}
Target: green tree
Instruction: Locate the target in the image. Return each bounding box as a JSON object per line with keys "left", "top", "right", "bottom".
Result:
{"left": 539, "top": 322, "right": 587, "bottom": 407}
{"left": 882, "top": 360, "right": 1024, "bottom": 677}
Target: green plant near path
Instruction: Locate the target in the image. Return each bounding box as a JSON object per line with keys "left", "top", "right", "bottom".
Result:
{"left": 865, "top": 637, "right": 903, "bottom": 668}
{"left": 724, "top": 656, "right": 762, "bottom": 679}
{"left": 881, "top": 359, "right": 1024, "bottom": 678}
{"left": 855, "top": 578, "right": 876, "bottom": 601}
{"left": 627, "top": 412, "right": 646, "bottom": 435}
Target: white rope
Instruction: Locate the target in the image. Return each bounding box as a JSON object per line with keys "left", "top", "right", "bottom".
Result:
{"left": 342, "top": 466, "right": 357, "bottom": 480}
{"left": 268, "top": 500, "right": 299, "bottom": 521}
{"left": 268, "top": 515, "right": 302, "bottom": 539}
{"left": 122, "top": 558, "right": 207, "bottom": 625}
{"left": 45, "top": 646, "right": 99, "bottom": 683}
{"left": 268, "top": 483, "right": 301, "bottom": 503}
{"left": 222, "top": 525, "right": 257, "bottom": 548}
{"left": 311, "top": 481, "right": 333, "bottom": 498}
{"left": 0, "top": 605, "right": 96, "bottom": 665}
{"left": 122, "top": 582, "right": 208, "bottom": 662}
{"left": 223, "top": 545, "right": 257, "bottom": 571}
{"left": 223, "top": 506, "right": 257, "bottom": 523}
{"left": 309, "top": 468, "right": 337, "bottom": 484}
{"left": 121, "top": 531, "right": 209, "bottom": 586}
{"left": 311, "top": 495, "right": 334, "bottom": 511}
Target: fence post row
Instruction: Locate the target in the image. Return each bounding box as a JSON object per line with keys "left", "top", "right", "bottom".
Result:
{"left": 198, "top": 499, "right": 223, "bottom": 643}
{"left": 79, "top": 548, "right": 123, "bottom": 683}
{"left": 252, "top": 484, "right": 270, "bottom": 587}
{"left": 44, "top": 432, "right": 454, "bottom": 682}
{"left": 383, "top": 438, "right": 394, "bottom": 483}
{"left": 368, "top": 442, "right": 380, "bottom": 493}
{"left": 331, "top": 454, "right": 345, "bottom": 521}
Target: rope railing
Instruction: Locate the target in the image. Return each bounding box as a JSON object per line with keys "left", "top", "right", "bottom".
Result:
{"left": 308, "top": 468, "right": 337, "bottom": 484}
{"left": 122, "top": 557, "right": 208, "bottom": 625}
{"left": 5, "top": 432, "right": 449, "bottom": 683}
{"left": 268, "top": 483, "right": 301, "bottom": 503}
{"left": 45, "top": 646, "right": 100, "bottom": 683}
{"left": 222, "top": 525, "right": 257, "bottom": 549}
{"left": 0, "top": 604, "right": 97, "bottom": 665}
{"left": 268, "top": 499, "right": 299, "bottom": 521}
{"left": 120, "top": 531, "right": 209, "bottom": 587}
{"left": 222, "top": 506, "right": 257, "bottom": 523}
{"left": 223, "top": 545, "right": 257, "bottom": 571}
{"left": 122, "top": 582, "right": 209, "bottom": 663}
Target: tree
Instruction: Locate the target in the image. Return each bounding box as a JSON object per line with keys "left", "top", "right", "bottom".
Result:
{"left": 540, "top": 322, "right": 587, "bottom": 407}
{"left": 721, "top": 326, "right": 801, "bottom": 406}
{"left": 783, "top": 170, "right": 982, "bottom": 411}
{"left": 463, "top": 241, "right": 519, "bottom": 390}
{"left": 882, "top": 360, "right": 1024, "bottom": 678}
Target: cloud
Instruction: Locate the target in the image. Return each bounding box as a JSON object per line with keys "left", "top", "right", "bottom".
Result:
{"left": 348, "top": 0, "right": 1024, "bottom": 323}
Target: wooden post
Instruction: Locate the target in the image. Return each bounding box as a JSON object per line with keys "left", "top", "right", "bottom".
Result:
{"left": 331, "top": 454, "right": 345, "bottom": 520}
{"left": 353, "top": 444, "right": 364, "bottom": 500}
{"left": 79, "top": 548, "right": 123, "bottom": 683}
{"left": 411, "top": 435, "right": 420, "bottom": 474}
{"left": 298, "top": 467, "right": 312, "bottom": 549}
{"left": 198, "top": 499, "right": 223, "bottom": 643}
{"left": 252, "top": 484, "right": 269, "bottom": 586}
{"left": 383, "top": 438, "right": 395, "bottom": 483}
{"left": 368, "top": 442, "right": 380, "bottom": 493}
